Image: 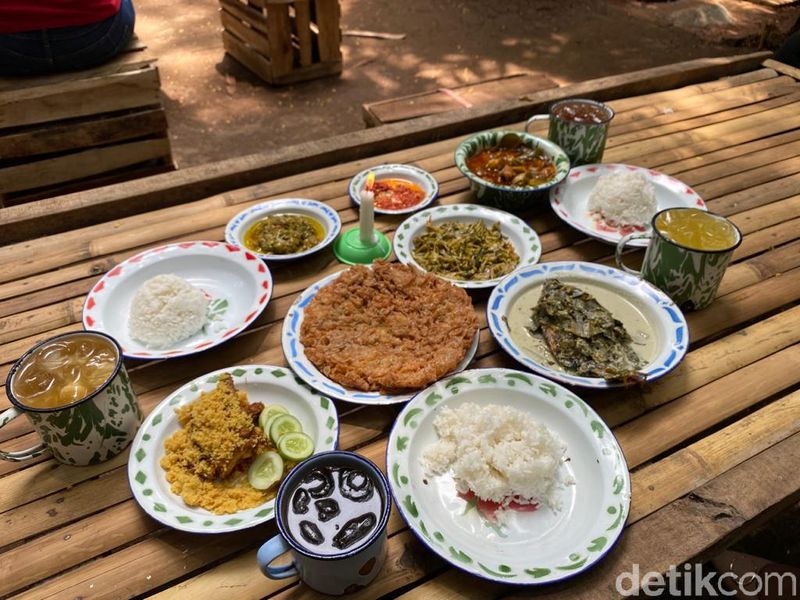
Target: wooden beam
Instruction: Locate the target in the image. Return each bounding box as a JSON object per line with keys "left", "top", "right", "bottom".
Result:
{"left": 0, "top": 108, "right": 168, "bottom": 159}
{"left": 763, "top": 57, "right": 800, "bottom": 80}
{"left": 0, "top": 52, "right": 770, "bottom": 243}
{"left": 0, "top": 67, "right": 161, "bottom": 129}
{"left": 0, "top": 138, "right": 172, "bottom": 194}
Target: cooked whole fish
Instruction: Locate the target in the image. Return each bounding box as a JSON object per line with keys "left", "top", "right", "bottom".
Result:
{"left": 529, "top": 279, "right": 643, "bottom": 382}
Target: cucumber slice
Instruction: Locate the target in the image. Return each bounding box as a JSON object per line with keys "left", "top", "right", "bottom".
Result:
{"left": 269, "top": 414, "right": 302, "bottom": 444}
{"left": 277, "top": 431, "right": 315, "bottom": 462}
{"left": 258, "top": 404, "right": 289, "bottom": 432}
{"left": 248, "top": 451, "right": 284, "bottom": 490}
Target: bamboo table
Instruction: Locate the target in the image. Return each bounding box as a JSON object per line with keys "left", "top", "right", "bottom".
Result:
{"left": 1, "top": 52, "right": 799, "bottom": 599}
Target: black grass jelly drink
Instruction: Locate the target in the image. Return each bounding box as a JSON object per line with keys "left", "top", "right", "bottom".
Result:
{"left": 257, "top": 451, "right": 391, "bottom": 595}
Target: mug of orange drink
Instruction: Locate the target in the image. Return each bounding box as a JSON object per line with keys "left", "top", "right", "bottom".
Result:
{"left": 615, "top": 207, "right": 742, "bottom": 311}
{"left": 2, "top": 331, "right": 142, "bottom": 465}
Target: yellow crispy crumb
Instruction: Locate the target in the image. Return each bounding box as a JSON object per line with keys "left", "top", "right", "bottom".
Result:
{"left": 160, "top": 373, "right": 272, "bottom": 514}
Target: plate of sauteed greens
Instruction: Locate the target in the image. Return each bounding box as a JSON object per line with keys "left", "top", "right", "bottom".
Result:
{"left": 487, "top": 261, "right": 689, "bottom": 389}
{"left": 393, "top": 204, "right": 542, "bottom": 289}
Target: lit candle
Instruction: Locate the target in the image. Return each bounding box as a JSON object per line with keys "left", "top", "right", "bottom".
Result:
{"left": 359, "top": 172, "right": 376, "bottom": 245}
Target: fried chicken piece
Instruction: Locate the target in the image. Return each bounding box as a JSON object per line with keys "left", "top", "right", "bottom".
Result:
{"left": 171, "top": 373, "right": 266, "bottom": 480}
{"left": 300, "top": 261, "right": 478, "bottom": 393}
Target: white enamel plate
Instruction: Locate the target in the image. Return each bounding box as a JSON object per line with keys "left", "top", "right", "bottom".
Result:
{"left": 549, "top": 164, "right": 707, "bottom": 247}
{"left": 282, "top": 268, "right": 480, "bottom": 405}
{"left": 127, "top": 365, "right": 339, "bottom": 534}
{"left": 225, "top": 198, "right": 342, "bottom": 262}
{"left": 487, "top": 261, "right": 688, "bottom": 389}
{"left": 393, "top": 204, "right": 542, "bottom": 289}
{"left": 83, "top": 241, "right": 273, "bottom": 359}
{"left": 349, "top": 164, "right": 439, "bottom": 215}
{"left": 387, "top": 368, "right": 631, "bottom": 585}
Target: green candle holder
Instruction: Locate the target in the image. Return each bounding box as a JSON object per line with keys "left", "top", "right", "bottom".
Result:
{"left": 333, "top": 227, "right": 392, "bottom": 265}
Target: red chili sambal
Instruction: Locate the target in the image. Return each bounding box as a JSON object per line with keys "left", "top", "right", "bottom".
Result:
{"left": 369, "top": 179, "right": 426, "bottom": 211}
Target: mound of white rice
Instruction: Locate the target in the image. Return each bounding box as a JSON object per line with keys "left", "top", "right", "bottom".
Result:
{"left": 587, "top": 171, "right": 657, "bottom": 228}
{"left": 422, "top": 402, "right": 569, "bottom": 509}
{"left": 129, "top": 274, "right": 209, "bottom": 348}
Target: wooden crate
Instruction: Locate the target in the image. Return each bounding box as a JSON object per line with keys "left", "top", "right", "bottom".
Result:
{"left": 219, "top": 0, "right": 342, "bottom": 85}
{"left": 0, "top": 39, "right": 174, "bottom": 207}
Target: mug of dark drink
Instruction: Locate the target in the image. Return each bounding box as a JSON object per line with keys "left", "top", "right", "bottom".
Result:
{"left": 525, "top": 98, "right": 615, "bottom": 166}
{"left": 257, "top": 450, "right": 391, "bottom": 595}
{"left": 2, "top": 331, "right": 142, "bottom": 465}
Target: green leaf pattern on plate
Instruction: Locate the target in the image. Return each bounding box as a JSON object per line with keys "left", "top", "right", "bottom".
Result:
{"left": 129, "top": 365, "right": 339, "bottom": 532}
{"left": 388, "top": 368, "right": 629, "bottom": 584}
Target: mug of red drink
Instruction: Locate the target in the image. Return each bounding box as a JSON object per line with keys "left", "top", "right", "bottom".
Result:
{"left": 257, "top": 450, "right": 391, "bottom": 595}
{"left": 525, "top": 98, "right": 615, "bottom": 167}
{"left": 1, "top": 331, "right": 142, "bottom": 465}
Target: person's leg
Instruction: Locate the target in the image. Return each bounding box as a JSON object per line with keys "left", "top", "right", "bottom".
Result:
{"left": 0, "top": 0, "right": 136, "bottom": 76}
{"left": 0, "top": 31, "right": 53, "bottom": 76}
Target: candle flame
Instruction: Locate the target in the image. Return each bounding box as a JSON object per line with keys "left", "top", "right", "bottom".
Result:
{"left": 366, "top": 171, "right": 375, "bottom": 191}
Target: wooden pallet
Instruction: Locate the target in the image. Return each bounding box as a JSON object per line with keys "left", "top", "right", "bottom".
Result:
{"left": 361, "top": 72, "right": 559, "bottom": 127}
{"left": 0, "top": 40, "right": 174, "bottom": 207}
{"left": 219, "top": 0, "right": 342, "bottom": 85}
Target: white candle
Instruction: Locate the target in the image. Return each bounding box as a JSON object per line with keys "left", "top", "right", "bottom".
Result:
{"left": 359, "top": 175, "right": 376, "bottom": 245}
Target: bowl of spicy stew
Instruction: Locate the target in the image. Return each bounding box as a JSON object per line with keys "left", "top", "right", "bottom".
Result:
{"left": 455, "top": 130, "right": 570, "bottom": 211}
{"left": 349, "top": 164, "right": 439, "bottom": 215}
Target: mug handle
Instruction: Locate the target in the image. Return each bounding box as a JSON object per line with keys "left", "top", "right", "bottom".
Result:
{"left": 0, "top": 407, "right": 48, "bottom": 462}
{"left": 525, "top": 114, "right": 549, "bottom": 133}
{"left": 257, "top": 535, "right": 298, "bottom": 579}
{"left": 615, "top": 232, "right": 653, "bottom": 275}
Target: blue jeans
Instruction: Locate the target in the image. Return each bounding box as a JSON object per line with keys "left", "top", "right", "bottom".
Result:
{"left": 0, "top": 0, "right": 135, "bottom": 76}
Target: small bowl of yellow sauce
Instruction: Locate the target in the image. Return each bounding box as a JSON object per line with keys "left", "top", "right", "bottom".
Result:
{"left": 226, "top": 199, "right": 342, "bottom": 262}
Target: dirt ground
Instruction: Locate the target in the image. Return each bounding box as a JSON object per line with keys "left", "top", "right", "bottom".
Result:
{"left": 132, "top": 0, "right": 799, "bottom": 168}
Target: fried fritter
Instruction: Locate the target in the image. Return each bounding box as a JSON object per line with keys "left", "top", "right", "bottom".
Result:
{"left": 300, "top": 261, "right": 478, "bottom": 393}
{"left": 167, "top": 373, "right": 266, "bottom": 480}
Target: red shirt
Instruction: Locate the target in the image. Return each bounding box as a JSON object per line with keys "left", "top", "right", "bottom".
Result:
{"left": 0, "top": 1, "right": 121, "bottom": 34}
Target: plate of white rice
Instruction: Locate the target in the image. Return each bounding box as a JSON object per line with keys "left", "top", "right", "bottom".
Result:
{"left": 387, "top": 367, "right": 630, "bottom": 586}
{"left": 82, "top": 241, "right": 273, "bottom": 359}
{"left": 549, "top": 164, "right": 707, "bottom": 247}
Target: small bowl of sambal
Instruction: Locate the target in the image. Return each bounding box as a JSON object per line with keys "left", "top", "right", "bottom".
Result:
{"left": 349, "top": 164, "right": 439, "bottom": 215}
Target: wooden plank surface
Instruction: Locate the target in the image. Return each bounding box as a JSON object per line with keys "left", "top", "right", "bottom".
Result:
{"left": 362, "top": 73, "right": 559, "bottom": 126}
{"left": 293, "top": 0, "right": 313, "bottom": 66}
{"left": 0, "top": 67, "right": 161, "bottom": 129}
{"left": 1, "top": 59, "right": 799, "bottom": 600}
{"left": 313, "top": 0, "right": 341, "bottom": 63}
{"left": 0, "top": 138, "right": 172, "bottom": 194}
{"left": 0, "top": 108, "right": 169, "bottom": 160}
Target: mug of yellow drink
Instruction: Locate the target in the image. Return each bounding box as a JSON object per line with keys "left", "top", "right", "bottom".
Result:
{"left": 2, "top": 331, "right": 142, "bottom": 465}
{"left": 615, "top": 208, "right": 742, "bottom": 310}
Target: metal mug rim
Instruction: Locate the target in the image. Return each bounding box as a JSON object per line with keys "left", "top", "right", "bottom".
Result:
{"left": 549, "top": 98, "right": 615, "bottom": 124}
{"left": 5, "top": 330, "right": 123, "bottom": 414}
{"left": 273, "top": 450, "right": 391, "bottom": 561}
{"left": 649, "top": 207, "right": 743, "bottom": 255}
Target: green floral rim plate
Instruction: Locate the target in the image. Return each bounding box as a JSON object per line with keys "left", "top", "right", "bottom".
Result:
{"left": 127, "top": 365, "right": 339, "bottom": 534}
{"left": 386, "top": 367, "right": 630, "bottom": 585}
{"left": 393, "top": 203, "right": 542, "bottom": 290}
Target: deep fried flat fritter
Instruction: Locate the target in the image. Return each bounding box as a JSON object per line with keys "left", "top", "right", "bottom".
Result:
{"left": 300, "top": 261, "right": 478, "bottom": 393}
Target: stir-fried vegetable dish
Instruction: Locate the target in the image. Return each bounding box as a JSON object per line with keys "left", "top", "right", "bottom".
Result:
{"left": 243, "top": 214, "right": 324, "bottom": 255}
{"left": 411, "top": 219, "right": 519, "bottom": 281}
{"left": 529, "top": 279, "right": 643, "bottom": 382}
